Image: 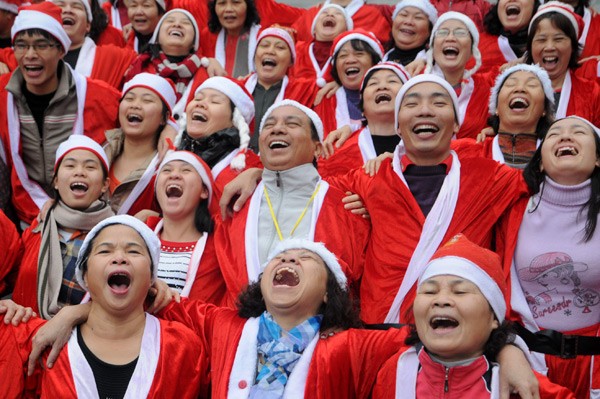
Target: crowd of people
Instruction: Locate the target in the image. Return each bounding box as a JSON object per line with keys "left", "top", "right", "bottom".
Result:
{"left": 0, "top": 0, "right": 598, "bottom": 397}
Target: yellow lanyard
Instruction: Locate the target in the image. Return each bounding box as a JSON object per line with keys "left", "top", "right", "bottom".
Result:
{"left": 263, "top": 183, "right": 321, "bottom": 241}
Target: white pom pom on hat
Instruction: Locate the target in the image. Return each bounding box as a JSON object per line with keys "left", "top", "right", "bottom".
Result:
{"left": 259, "top": 99, "right": 325, "bottom": 142}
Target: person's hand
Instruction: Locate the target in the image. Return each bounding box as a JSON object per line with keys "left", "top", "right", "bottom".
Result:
{"left": 497, "top": 344, "right": 540, "bottom": 399}
{"left": 219, "top": 167, "right": 262, "bottom": 220}
{"left": 134, "top": 209, "right": 160, "bottom": 223}
{"left": 405, "top": 58, "right": 425, "bottom": 76}
{"left": 313, "top": 81, "right": 340, "bottom": 106}
{"left": 37, "top": 199, "right": 55, "bottom": 223}
{"left": 362, "top": 152, "right": 393, "bottom": 176}
{"left": 476, "top": 127, "right": 496, "bottom": 143}
{"left": 122, "top": 23, "right": 133, "bottom": 42}
{"left": 146, "top": 278, "right": 179, "bottom": 314}
{"left": 28, "top": 303, "right": 91, "bottom": 376}
{"left": 157, "top": 124, "right": 177, "bottom": 162}
{"left": 0, "top": 299, "right": 36, "bottom": 326}
{"left": 207, "top": 58, "right": 227, "bottom": 77}
{"left": 322, "top": 125, "right": 353, "bottom": 158}
{"left": 0, "top": 62, "right": 10, "bottom": 75}
{"left": 342, "top": 192, "right": 369, "bottom": 218}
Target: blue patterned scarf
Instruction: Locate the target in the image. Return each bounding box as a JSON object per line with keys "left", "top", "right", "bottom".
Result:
{"left": 249, "top": 312, "right": 322, "bottom": 399}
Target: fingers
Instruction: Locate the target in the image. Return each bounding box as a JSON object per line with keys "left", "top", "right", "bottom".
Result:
{"left": 0, "top": 62, "right": 10, "bottom": 75}
{"left": 3, "top": 305, "right": 15, "bottom": 324}
{"left": 233, "top": 189, "right": 252, "bottom": 213}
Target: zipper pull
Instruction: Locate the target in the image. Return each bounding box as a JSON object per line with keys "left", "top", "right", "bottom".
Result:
{"left": 444, "top": 367, "right": 449, "bottom": 393}
{"left": 276, "top": 171, "right": 281, "bottom": 188}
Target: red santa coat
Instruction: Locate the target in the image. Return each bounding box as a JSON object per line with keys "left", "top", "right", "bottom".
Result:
{"left": 0, "top": 315, "right": 206, "bottom": 399}
{"left": 314, "top": 88, "right": 362, "bottom": 140}
{"left": 373, "top": 345, "right": 577, "bottom": 399}
{"left": 292, "top": 40, "right": 333, "bottom": 84}
{"left": 95, "top": 25, "right": 127, "bottom": 47}
{"left": 0, "top": 210, "right": 21, "bottom": 296}
{"left": 209, "top": 149, "right": 262, "bottom": 209}
{"left": 318, "top": 126, "right": 376, "bottom": 179}
{"left": 291, "top": 1, "right": 391, "bottom": 47}
{"left": 0, "top": 73, "right": 120, "bottom": 224}
{"left": 455, "top": 73, "right": 494, "bottom": 140}
{"left": 240, "top": 73, "right": 316, "bottom": 108}
{"left": 329, "top": 154, "right": 528, "bottom": 324}
{"left": 213, "top": 178, "right": 369, "bottom": 307}
{"left": 477, "top": 32, "right": 519, "bottom": 76}
{"left": 163, "top": 299, "right": 408, "bottom": 399}
{"left": 555, "top": 71, "right": 600, "bottom": 127}
{"left": 580, "top": 8, "right": 600, "bottom": 59}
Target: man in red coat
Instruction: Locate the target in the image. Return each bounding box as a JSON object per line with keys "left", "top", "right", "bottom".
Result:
{"left": 214, "top": 100, "right": 369, "bottom": 307}
{"left": 0, "top": 2, "right": 119, "bottom": 226}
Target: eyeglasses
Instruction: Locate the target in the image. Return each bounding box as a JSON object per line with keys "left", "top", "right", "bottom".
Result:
{"left": 13, "top": 41, "right": 59, "bottom": 54}
{"left": 434, "top": 28, "right": 470, "bottom": 38}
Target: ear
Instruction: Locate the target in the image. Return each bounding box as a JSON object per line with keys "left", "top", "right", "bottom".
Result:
{"left": 100, "top": 177, "right": 110, "bottom": 194}
{"left": 491, "top": 317, "right": 499, "bottom": 330}
{"left": 86, "top": 22, "right": 91, "bottom": 34}
{"left": 314, "top": 141, "right": 324, "bottom": 159}
{"left": 53, "top": 175, "right": 59, "bottom": 190}
{"left": 200, "top": 185, "right": 209, "bottom": 200}
{"left": 323, "top": 292, "right": 328, "bottom": 304}
{"left": 453, "top": 121, "right": 460, "bottom": 136}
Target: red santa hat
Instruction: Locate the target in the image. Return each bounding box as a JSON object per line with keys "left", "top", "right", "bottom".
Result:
{"left": 11, "top": 2, "right": 71, "bottom": 51}
{"left": 0, "top": 0, "right": 20, "bottom": 14}
{"left": 331, "top": 28, "right": 384, "bottom": 61}
{"left": 149, "top": 8, "right": 200, "bottom": 52}
{"left": 265, "top": 239, "right": 348, "bottom": 290}
{"left": 392, "top": 0, "right": 438, "bottom": 25}
{"left": 75, "top": 215, "right": 161, "bottom": 291}
{"left": 250, "top": 26, "right": 296, "bottom": 73}
{"left": 122, "top": 73, "right": 177, "bottom": 114}
{"left": 394, "top": 74, "right": 462, "bottom": 131}
{"left": 259, "top": 99, "right": 324, "bottom": 142}
{"left": 425, "top": 11, "right": 481, "bottom": 79}
{"left": 158, "top": 150, "right": 214, "bottom": 206}
{"left": 311, "top": 3, "right": 354, "bottom": 37}
{"left": 529, "top": 1, "right": 584, "bottom": 38}
{"left": 488, "top": 64, "right": 554, "bottom": 116}
{"left": 50, "top": 0, "right": 92, "bottom": 22}
{"left": 54, "top": 135, "right": 109, "bottom": 173}
{"left": 418, "top": 234, "right": 507, "bottom": 323}
{"left": 360, "top": 61, "right": 411, "bottom": 93}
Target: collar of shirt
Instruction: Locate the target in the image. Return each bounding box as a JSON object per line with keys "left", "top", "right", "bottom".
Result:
{"left": 400, "top": 153, "right": 453, "bottom": 174}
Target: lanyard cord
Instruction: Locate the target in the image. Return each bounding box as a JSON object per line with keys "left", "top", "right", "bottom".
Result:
{"left": 263, "top": 183, "right": 321, "bottom": 241}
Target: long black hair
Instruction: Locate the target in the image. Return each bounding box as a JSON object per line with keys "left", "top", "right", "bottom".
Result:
{"left": 237, "top": 268, "right": 362, "bottom": 332}
{"left": 89, "top": 0, "right": 109, "bottom": 43}
{"left": 523, "top": 121, "right": 600, "bottom": 242}
{"left": 207, "top": 0, "right": 260, "bottom": 34}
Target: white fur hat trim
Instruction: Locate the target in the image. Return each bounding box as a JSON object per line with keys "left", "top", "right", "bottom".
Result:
{"left": 259, "top": 99, "right": 324, "bottom": 142}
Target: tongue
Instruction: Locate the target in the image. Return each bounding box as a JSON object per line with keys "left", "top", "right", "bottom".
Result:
{"left": 274, "top": 271, "right": 299, "bottom": 286}
{"left": 110, "top": 283, "right": 129, "bottom": 294}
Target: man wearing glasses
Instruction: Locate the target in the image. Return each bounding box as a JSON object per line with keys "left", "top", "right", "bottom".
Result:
{"left": 0, "top": 2, "right": 120, "bottom": 227}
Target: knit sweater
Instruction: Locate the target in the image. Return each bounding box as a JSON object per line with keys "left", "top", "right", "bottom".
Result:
{"left": 514, "top": 177, "right": 600, "bottom": 331}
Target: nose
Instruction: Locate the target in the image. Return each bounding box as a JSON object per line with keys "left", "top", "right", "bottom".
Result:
{"left": 280, "top": 254, "right": 298, "bottom": 264}
{"left": 111, "top": 252, "right": 128, "bottom": 265}
{"left": 432, "top": 291, "right": 453, "bottom": 307}
{"left": 416, "top": 101, "right": 435, "bottom": 117}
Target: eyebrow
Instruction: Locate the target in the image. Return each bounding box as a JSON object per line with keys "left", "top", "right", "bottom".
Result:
{"left": 62, "top": 157, "right": 101, "bottom": 164}
{"left": 404, "top": 91, "right": 451, "bottom": 100}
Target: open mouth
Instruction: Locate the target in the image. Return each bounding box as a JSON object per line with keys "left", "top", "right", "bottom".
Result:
{"left": 323, "top": 18, "right": 336, "bottom": 28}
{"left": 223, "top": 15, "right": 238, "bottom": 22}
{"left": 506, "top": 5, "right": 521, "bottom": 16}
{"left": 24, "top": 65, "right": 43, "bottom": 72}
{"left": 273, "top": 267, "right": 300, "bottom": 287}
{"left": 191, "top": 112, "right": 207, "bottom": 122}
{"left": 70, "top": 182, "right": 89, "bottom": 193}
{"left": 108, "top": 272, "right": 131, "bottom": 293}
{"left": 262, "top": 58, "right": 277, "bottom": 68}
{"left": 375, "top": 93, "right": 392, "bottom": 104}
{"left": 166, "top": 184, "right": 183, "bottom": 198}
{"left": 127, "top": 113, "right": 143, "bottom": 123}
{"left": 269, "top": 140, "right": 289, "bottom": 149}
{"left": 430, "top": 316, "right": 459, "bottom": 329}
{"left": 62, "top": 17, "right": 75, "bottom": 26}
{"left": 399, "top": 28, "right": 416, "bottom": 35}
{"left": 442, "top": 46, "right": 459, "bottom": 57}
{"left": 168, "top": 29, "right": 184, "bottom": 37}
{"left": 133, "top": 17, "right": 148, "bottom": 24}
{"left": 413, "top": 124, "right": 439, "bottom": 134}
{"left": 555, "top": 146, "right": 578, "bottom": 157}
{"left": 345, "top": 67, "right": 360, "bottom": 77}
{"left": 509, "top": 97, "right": 529, "bottom": 109}
{"left": 542, "top": 56, "right": 558, "bottom": 67}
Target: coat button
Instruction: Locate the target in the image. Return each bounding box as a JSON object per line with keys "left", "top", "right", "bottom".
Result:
{"left": 238, "top": 380, "right": 247, "bottom": 389}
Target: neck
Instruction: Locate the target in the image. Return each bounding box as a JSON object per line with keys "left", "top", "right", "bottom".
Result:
{"left": 160, "top": 216, "right": 201, "bottom": 242}
{"left": 69, "top": 37, "right": 85, "bottom": 51}
{"left": 84, "top": 303, "right": 146, "bottom": 341}
{"left": 226, "top": 26, "right": 243, "bottom": 37}
{"left": 406, "top": 150, "right": 451, "bottom": 166}
{"left": 443, "top": 68, "right": 464, "bottom": 87}
{"left": 270, "top": 311, "right": 315, "bottom": 331}
{"left": 162, "top": 46, "right": 190, "bottom": 57}
{"left": 551, "top": 72, "right": 567, "bottom": 91}
{"left": 366, "top": 115, "right": 396, "bottom": 136}
{"left": 122, "top": 135, "right": 157, "bottom": 158}
{"left": 498, "top": 123, "right": 537, "bottom": 135}
{"left": 258, "top": 76, "right": 282, "bottom": 91}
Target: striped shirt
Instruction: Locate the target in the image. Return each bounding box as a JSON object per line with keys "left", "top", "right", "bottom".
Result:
{"left": 157, "top": 240, "right": 195, "bottom": 294}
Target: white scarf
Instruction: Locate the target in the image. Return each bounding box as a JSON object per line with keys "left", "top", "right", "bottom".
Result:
{"left": 384, "top": 144, "right": 461, "bottom": 323}
{"left": 357, "top": 126, "right": 376, "bottom": 162}
{"left": 308, "top": 42, "right": 332, "bottom": 83}
{"left": 74, "top": 37, "right": 97, "bottom": 78}
{"left": 117, "top": 153, "right": 160, "bottom": 215}
{"left": 212, "top": 149, "right": 239, "bottom": 180}
{"left": 497, "top": 35, "right": 518, "bottom": 63}
{"left": 554, "top": 71, "right": 572, "bottom": 119}
{"left": 244, "top": 74, "right": 289, "bottom": 104}
{"left": 110, "top": 3, "right": 123, "bottom": 30}
{"left": 215, "top": 24, "right": 261, "bottom": 73}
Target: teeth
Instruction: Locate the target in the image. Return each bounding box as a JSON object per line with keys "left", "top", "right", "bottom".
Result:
{"left": 70, "top": 182, "right": 89, "bottom": 191}
{"left": 442, "top": 47, "right": 459, "bottom": 56}
{"left": 274, "top": 267, "right": 300, "bottom": 286}
{"left": 269, "top": 141, "right": 289, "bottom": 149}
{"left": 556, "top": 146, "right": 577, "bottom": 157}
{"left": 166, "top": 184, "right": 183, "bottom": 198}
{"left": 413, "top": 124, "right": 439, "bottom": 134}
{"left": 262, "top": 58, "right": 276, "bottom": 67}
{"left": 375, "top": 93, "right": 392, "bottom": 104}
{"left": 127, "top": 114, "right": 143, "bottom": 123}
{"left": 509, "top": 97, "right": 529, "bottom": 109}
{"left": 191, "top": 112, "right": 207, "bottom": 122}
{"left": 169, "top": 30, "right": 183, "bottom": 37}
{"left": 400, "top": 29, "right": 416, "bottom": 35}
{"left": 543, "top": 57, "right": 558, "bottom": 63}
{"left": 346, "top": 67, "right": 360, "bottom": 75}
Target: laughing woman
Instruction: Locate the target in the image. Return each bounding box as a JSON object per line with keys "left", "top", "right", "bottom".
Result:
{"left": 12, "top": 136, "right": 114, "bottom": 319}
{"left": 106, "top": 73, "right": 176, "bottom": 216}
{"left": 525, "top": 1, "right": 600, "bottom": 126}
{"left": 148, "top": 150, "right": 226, "bottom": 304}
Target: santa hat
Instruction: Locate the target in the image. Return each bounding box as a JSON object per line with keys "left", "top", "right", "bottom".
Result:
{"left": 394, "top": 74, "right": 462, "bottom": 131}
{"left": 55, "top": 135, "right": 109, "bottom": 173}
{"left": 360, "top": 61, "right": 411, "bottom": 93}
{"left": 122, "top": 73, "right": 177, "bottom": 114}
{"left": 488, "top": 64, "right": 554, "bottom": 116}
{"left": 0, "top": 0, "right": 20, "bottom": 14}
{"left": 50, "top": 0, "right": 92, "bottom": 22}
{"left": 149, "top": 8, "right": 199, "bottom": 52}
{"left": 392, "top": 0, "right": 438, "bottom": 25}
{"left": 529, "top": 1, "right": 584, "bottom": 38}
{"left": 331, "top": 28, "right": 384, "bottom": 61}
{"left": 554, "top": 116, "right": 600, "bottom": 138}
{"left": 250, "top": 26, "right": 296, "bottom": 73}
{"left": 158, "top": 150, "right": 214, "bottom": 206}
{"left": 425, "top": 11, "right": 481, "bottom": 79}
{"left": 265, "top": 239, "right": 348, "bottom": 290}
{"left": 417, "top": 234, "right": 507, "bottom": 323}
{"left": 311, "top": 4, "right": 354, "bottom": 37}
{"left": 259, "top": 99, "right": 324, "bottom": 142}
{"left": 11, "top": 2, "right": 71, "bottom": 51}
{"left": 75, "top": 215, "right": 161, "bottom": 291}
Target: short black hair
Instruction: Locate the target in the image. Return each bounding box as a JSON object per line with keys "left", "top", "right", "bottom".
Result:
{"left": 237, "top": 266, "right": 362, "bottom": 332}
{"left": 525, "top": 12, "right": 581, "bottom": 70}
{"left": 14, "top": 29, "right": 65, "bottom": 52}
{"left": 483, "top": 0, "right": 541, "bottom": 35}
{"left": 331, "top": 39, "right": 382, "bottom": 86}
{"left": 207, "top": 0, "right": 260, "bottom": 34}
